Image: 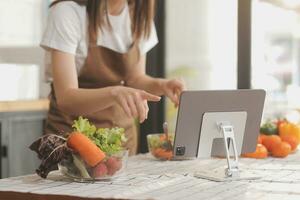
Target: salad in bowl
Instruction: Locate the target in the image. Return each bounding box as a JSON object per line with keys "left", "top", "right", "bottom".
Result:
{"left": 30, "top": 117, "right": 128, "bottom": 181}
{"left": 58, "top": 149, "right": 128, "bottom": 181}
{"left": 147, "top": 133, "right": 174, "bottom": 160}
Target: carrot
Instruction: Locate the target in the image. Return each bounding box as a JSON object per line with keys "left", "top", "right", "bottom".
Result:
{"left": 67, "top": 132, "right": 105, "bottom": 167}
{"left": 152, "top": 148, "right": 173, "bottom": 160}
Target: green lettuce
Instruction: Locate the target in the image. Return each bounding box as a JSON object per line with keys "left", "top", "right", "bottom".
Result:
{"left": 72, "top": 117, "right": 127, "bottom": 155}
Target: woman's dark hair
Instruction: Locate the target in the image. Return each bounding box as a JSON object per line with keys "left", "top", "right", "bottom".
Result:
{"left": 50, "top": 0, "right": 155, "bottom": 40}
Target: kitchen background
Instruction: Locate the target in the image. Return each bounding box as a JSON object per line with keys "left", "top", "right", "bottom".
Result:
{"left": 0, "top": 0, "right": 300, "bottom": 178}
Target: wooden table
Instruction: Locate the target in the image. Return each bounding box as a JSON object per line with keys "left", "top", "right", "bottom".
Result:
{"left": 0, "top": 152, "right": 300, "bottom": 200}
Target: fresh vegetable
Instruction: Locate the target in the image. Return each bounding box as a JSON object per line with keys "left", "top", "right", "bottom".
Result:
{"left": 246, "top": 119, "right": 300, "bottom": 160}
{"left": 259, "top": 134, "right": 268, "bottom": 144}
{"left": 152, "top": 148, "right": 173, "bottom": 160}
{"left": 147, "top": 134, "right": 174, "bottom": 160}
{"left": 61, "top": 150, "right": 126, "bottom": 179}
{"left": 72, "top": 117, "right": 126, "bottom": 155}
{"left": 276, "top": 118, "right": 287, "bottom": 128}
{"left": 67, "top": 132, "right": 105, "bottom": 167}
{"left": 280, "top": 134, "right": 299, "bottom": 152}
{"left": 59, "top": 156, "right": 80, "bottom": 176}
{"left": 279, "top": 121, "right": 300, "bottom": 143}
{"left": 31, "top": 117, "right": 127, "bottom": 179}
{"left": 260, "top": 121, "right": 278, "bottom": 135}
{"left": 72, "top": 154, "right": 91, "bottom": 178}
{"left": 106, "top": 157, "right": 122, "bottom": 175}
{"left": 72, "top": 116, "right": 97, "bottom": 137}
{"left": 257, "top": 134, "right": 264, "bottom": 144}
{"left": 271, "top": 141, "right": 291, "bottom": 158}
{"left": 262, "top": 135, "right": 282, "bottom": 152}
{"left": 148, "top": 134, "right": 174, "bottom": 151}
{"left": 160, "top": 135, "right": 173, "bottom": 150}
{"left": 242, "top": 144, "right": 268, "bottom": 159}
{"left": 93, "top": 162, "right": 108, "bottom": 177}
{"left": 29, "top": 134, "right": 72, "bottom": 178}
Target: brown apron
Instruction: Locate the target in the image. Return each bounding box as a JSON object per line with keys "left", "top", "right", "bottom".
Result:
{"left": 45, "top": 29, "right": 140, "bottom": 155}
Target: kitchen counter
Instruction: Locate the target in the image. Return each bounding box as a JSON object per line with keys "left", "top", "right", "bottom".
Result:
{"left": 0, "top": 99, "right": 49, "bottom": 112}
{"left": 0, "top": 152, "right": 300, "bottom": 200}
{"left": 0, "top": 100, "right": 48, "bottom": 178}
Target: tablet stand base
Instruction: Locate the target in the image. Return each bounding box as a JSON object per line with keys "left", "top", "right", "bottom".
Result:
{"left": 194, "top": 167, "right": 260, "bottom": 182}
{"left": 194, "top": 123, "right": 260, "bottom": 182}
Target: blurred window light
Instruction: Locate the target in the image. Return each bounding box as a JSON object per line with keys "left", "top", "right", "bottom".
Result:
{"left": 165, "top": 0, "right": 237, "bottom": 132}
{"left": 0, "top": 0, "right": 45, "bottom": 47}
{"left": 0, "top": 64, "right": 39, "bottom": 101}
{"left": 252, "top": 0, "right": 300, "bottom": 118}
{"left": 283, "top": 0, "right": 300, "bottom": 7}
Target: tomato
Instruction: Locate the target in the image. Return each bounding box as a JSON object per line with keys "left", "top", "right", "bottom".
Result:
{"left": 280, "top": 134, "right": 299, "bottom": 152}
{"left": 271, "top": 142, "right": 291, "bottom": 158}
{"left": 262, "top": 135, "right": 282, "bottom": 152}
{"left": 242, "top": 144, "right": 268, "bottom": 159}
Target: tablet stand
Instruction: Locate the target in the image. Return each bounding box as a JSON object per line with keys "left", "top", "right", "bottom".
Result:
{"left": 218, "top": 122, "right": 239, "bottom": 178}
{"left": 194, "top": 112, "right": 260, "bottom": 182}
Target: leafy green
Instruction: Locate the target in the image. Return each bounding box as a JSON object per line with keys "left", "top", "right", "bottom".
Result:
{"left": 148, "top": 135, "right": 161, "bottom": 149}
{"left": 260, "top": 120, "right": 278, "bottom": 135}
{"left": 72, "top": 116, "right": 96, "bottom": 137}
{"left": 148, "top": 134, "right": 174, "bottom": 151}
{"left": 72, "top": 117, "right": 126, "bottom": 155}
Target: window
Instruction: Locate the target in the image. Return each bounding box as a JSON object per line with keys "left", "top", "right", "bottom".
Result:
{"left": 165, "top": 0, "right": 238, "bottom": 132}
{"left": 252, "top": 0, "right": 300, "bottom": 118}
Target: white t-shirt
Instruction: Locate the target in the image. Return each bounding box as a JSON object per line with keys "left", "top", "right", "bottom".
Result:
{"left": 40, "top": 1, "right": 158, "bottom": 81}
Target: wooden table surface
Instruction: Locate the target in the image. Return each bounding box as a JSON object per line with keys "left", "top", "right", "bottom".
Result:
{"left": 0, "top": 99, "right": 49, "bottom": 112}
{"left": 0, "top": 152, "right": 300, "bottom": 200}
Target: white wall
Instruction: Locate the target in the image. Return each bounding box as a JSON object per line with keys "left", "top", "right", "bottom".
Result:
{"left": 0, "top": 0, "right": 50, "bottom": 99}
{"left": 0, "top": 48, "right": 50, "bottom": 99}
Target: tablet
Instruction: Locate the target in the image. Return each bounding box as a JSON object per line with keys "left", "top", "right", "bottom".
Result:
{"left": 172, "top": 89, "right": 266, "bottom": 160}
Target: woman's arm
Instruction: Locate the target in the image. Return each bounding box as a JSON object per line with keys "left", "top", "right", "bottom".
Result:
{"left": 51, "top": 50, "right": 113, "bottom": 114}
{"left": 126, "top": 56, "right": 164, "bottom": 95}
{"left": 126, "top": 55, "right": 185, "bottom": 106}
{"left": 51, "top": 50, "right": 160, "bottom": 122}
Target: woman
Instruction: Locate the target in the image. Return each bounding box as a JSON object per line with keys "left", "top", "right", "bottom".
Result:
{"left": 41, "top": 0, "right": 184, "bottom": 155}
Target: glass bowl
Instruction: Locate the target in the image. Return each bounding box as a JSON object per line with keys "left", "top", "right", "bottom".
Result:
{"left": 147, "top": 133, "right": 174, "bottom": 160}
{"left": 58, "top": 150, "right": 128, "bottom": 181}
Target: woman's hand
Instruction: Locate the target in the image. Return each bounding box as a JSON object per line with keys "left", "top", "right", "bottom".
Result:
{"left": 111, "top": 86, "right": 161, "bottom": 123}
{"left": 161, "top": 78, "right": 185, "bottom": 107}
